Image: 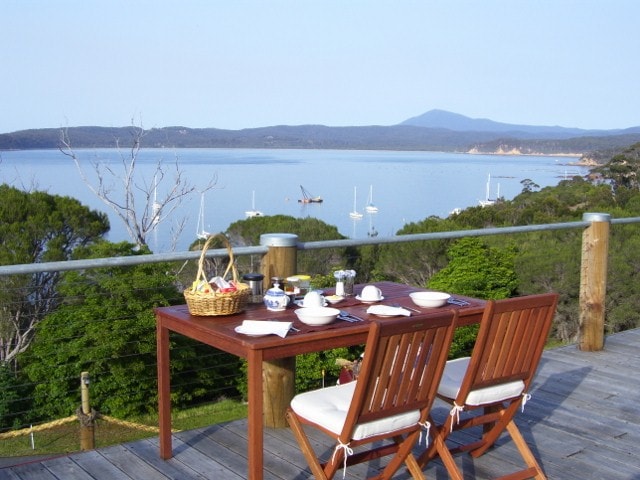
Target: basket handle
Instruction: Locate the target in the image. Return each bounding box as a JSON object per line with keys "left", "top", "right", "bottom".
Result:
{"left": 191, "top": 234, "right": 240, "bottom": 292}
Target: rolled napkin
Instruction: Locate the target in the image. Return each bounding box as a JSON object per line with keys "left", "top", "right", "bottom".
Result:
{"left": 235, "top": 320, "right": 293, "bottom": 338}
{"left": 366, "top": 305, "right": 412, "bottom": 316}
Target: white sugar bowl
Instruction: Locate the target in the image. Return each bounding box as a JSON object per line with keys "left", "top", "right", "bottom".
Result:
{"left": 263, "top": 284, "right": 290, "bottom": 311}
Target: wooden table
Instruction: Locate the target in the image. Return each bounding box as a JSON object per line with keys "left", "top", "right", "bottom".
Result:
{"left": 155, "top": 281, "right": 485, "bottom": 480}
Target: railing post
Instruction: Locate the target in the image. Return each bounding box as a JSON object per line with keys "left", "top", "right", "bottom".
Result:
{"left": 579, "top": 213, "right": 611, "bottom": 351}
{"left": 259, "top": 233, "right": 298, "bottom": 428}
{"left": 79, "top": 371, "right": 95, "bottom": 450}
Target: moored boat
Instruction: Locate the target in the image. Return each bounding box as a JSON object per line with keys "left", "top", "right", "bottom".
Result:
{"left": 298, "top": 185, "right": 323, "bottom": 203}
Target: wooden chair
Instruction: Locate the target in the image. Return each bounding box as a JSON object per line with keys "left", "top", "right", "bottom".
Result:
{"left": 417, "top": 293, "right": 559, "bottom": 480}
{"left": 286, "top": 310, "right": 458, "bottom": 480}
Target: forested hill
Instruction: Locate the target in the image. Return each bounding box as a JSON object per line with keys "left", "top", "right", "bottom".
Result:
{"left": 2, "top": 110, "right": 640, "bottom": 155}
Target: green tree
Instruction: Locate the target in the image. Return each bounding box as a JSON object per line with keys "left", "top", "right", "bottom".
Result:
{"left": 0, "top": 185, "right": 109, "bottom": 367}
{"left": 428, "top": 237, "right": 519, "bottom": 358}
{"left": 592, "top": 142, "right": 640, "bottom": 192}
{"left": 375, "top": 217, "right": 456, "bottom": 286}
{"left": 428, "top": 237, "right": 518, "bottom": 300}
{"left": 225, "top": 215, "right": 349, "bottom": 276}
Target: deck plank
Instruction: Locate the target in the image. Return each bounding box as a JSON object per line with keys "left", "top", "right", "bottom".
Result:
{"left": 2, "top": 328, "right": 640, "bottom": 480}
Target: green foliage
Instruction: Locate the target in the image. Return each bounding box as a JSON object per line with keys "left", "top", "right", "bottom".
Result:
{"left": 225, "top": 215, "right": 350, "bottom": 276}
{"left": 0, "top": 363, "right": 27, "bottom": 429}
{"left": 425, "top": 237, "right": 518, "bottom": 358}
{"left": 375, "top": 217, "right": 455, "bottom": 286}
{"left": 0, "top": 185, "right": 109, "bottom": 265}
{"left": 0, "top": 185, "right": 110, "bottom": 368}
{"left": 428, "top": 237, "right": 518, "bottom": 300}
{"left": 592, "top": 142, "right": 640, "bottom": 191}
{"left": 21, "top": 241, "right": 241, "bottom": 420}
{"left": 236, "top": 346, "right": 358, "bottom": 398}
{"left": 295, "top": 347, "right": 356, "bottom": 391}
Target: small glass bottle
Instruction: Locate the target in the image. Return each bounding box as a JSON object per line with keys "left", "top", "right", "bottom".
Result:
{"left": 334, "top": 270, "right": 346, "bottom": 296}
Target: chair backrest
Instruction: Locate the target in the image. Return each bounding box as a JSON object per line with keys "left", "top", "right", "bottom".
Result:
{"left": 458, "top": 293, "right": 559, "bottom": 400}
{"left": 340, "top": 310, "right": 457, "bottom": 441}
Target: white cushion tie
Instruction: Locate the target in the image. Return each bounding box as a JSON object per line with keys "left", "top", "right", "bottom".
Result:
{"left": 521, "top": 392, "right": 532, "bottom": 412}
{"left": 332, "top": 441, "right": 353, "bottom": 479}
{"left": 418, "top": 420, "right": 431, "bottom": 447}
{"left": 449, "top": 402, "right": 464, "bottom": 432}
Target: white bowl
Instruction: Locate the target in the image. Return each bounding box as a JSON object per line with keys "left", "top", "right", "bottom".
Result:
{"left": 294, "top": 307, "right": 340, "bottom": 326}
{"left": 325, "top": 295, "right": 344, "bottom": 305}
{"left": 409, "top": 291, "right": 451, "bottom": 308}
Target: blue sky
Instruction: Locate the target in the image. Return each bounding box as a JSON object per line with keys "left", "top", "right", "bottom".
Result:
{"left": 2, "top": 0, "right": 639, "bottom": 134}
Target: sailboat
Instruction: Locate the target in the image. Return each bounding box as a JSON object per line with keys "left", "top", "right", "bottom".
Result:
{"left": 196, "top": 192, "right": 210, "bottom": 239}
{"left": 245, "top": 190, "right": 264, "bottom": 218}
{"left": 151, "top": 174, "right": 161, "bottom": 226}
{"left": 478, "top": 174, "right": 497, "bottom": 207}
{"left": 365, "top": 185, "right": 379, "bottom": 213}
{"left": 349, "top": 186, "right": 363, "bottom": 219}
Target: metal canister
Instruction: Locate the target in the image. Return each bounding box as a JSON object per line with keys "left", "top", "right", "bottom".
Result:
{"left": 242, "top": 273, "right": 264, "bottom": 304}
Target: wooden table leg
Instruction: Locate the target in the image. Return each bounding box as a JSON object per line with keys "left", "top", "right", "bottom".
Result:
{"left": 247, "top": 349, "right": 264, "bottom": 480}
{"left": 157, "top": 320, "right": 172, "bottom": 459}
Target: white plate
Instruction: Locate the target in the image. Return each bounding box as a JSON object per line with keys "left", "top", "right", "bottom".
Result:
{"left": 356, "top": 295, "right": 384, "bottom": 303}
{"left": 234, "top": 326, "right": 267, "bottom": 337}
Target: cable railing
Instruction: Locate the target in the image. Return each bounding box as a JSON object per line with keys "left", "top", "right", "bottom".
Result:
{"left": 0, "top": 212, "right": 636, "bottom": 457}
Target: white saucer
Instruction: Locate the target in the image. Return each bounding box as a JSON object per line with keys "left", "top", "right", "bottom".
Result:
{"left": 234, "top": 326, "right": 267, "bottom": 337}
{"left": 295, "top": 300, "right": 328, "bottom": 307}
{"left": 356, "top": 295, "right": 384, "bottom": 303}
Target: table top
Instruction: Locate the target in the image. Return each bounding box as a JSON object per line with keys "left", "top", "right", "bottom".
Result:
{"left": 155, "top": 281, "right": 485, "bottom": 361}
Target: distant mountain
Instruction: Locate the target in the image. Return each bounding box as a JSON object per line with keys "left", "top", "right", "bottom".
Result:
{"left": 2, "top": 110, "right": 640, "bottom": 156}
{"left": 400, "top": 109, "right": 640, "bottom": 139}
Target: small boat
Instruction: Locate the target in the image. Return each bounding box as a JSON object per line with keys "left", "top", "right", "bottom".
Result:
{"left": 298, "top": 185, "right": 323, "bottom": 203}
{"left": 196, "top": 192, "right": 210, "bottom": 239}
{"left": 349, "top": 187, "right": 363, "bottom": 219}
{"left": 365, "top": 185, "right": 378, "bottom": 213}
{"left": 245, "top": 190, "right": 264, "bottom": 218}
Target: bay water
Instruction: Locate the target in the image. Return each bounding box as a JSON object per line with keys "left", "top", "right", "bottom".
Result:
{"left": 0, "top": 148, "right": 589, "bottom": 252}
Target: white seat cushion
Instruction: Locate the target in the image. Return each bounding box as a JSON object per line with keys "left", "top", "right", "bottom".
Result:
{"left": 290, "top": 381, "right": 420, "bottom": 441}
{"left": 438, "top": 357, "right": 525, "bottom": 406}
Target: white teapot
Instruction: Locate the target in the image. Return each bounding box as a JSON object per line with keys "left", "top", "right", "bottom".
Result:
{"left": 263, "top": 281, "right": 290, "bottom": 311}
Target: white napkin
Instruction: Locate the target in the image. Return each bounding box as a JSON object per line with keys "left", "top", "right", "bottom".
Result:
{"left": 236, "top": 320, "right": 292, "bottom": 338}
{"left": 366, "top": 305, "right": 412, "bottom": 316}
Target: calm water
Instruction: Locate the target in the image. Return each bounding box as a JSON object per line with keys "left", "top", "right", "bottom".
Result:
{"left": 0, "top": 148, "right": 588, "bottom": 252}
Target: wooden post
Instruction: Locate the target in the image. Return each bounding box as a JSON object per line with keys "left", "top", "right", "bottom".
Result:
{"left": 579, "top": 213, "right": 610, "bottom": 351}
{"left": 259, "top": 233, "right": 298, "bottom": 427}
{"left": 79, "top": 371, "right": 95, "bottom": 450}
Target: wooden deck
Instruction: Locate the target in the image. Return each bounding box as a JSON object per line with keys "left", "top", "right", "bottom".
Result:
{"left": 2, "top": 328, "right": 640, "bottom": 480}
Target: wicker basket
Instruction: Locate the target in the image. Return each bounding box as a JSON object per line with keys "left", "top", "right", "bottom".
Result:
{"left": 184, "top": 235, "right": 251, "bottom": 316}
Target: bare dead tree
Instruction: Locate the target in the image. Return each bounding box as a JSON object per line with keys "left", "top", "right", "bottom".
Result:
{"left": 59, "top": 122, "right": 216, "bottom": 249}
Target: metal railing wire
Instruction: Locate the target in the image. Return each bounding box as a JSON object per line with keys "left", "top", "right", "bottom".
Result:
{"left": 0, "top": 214, "right": 638, "bottom": 456}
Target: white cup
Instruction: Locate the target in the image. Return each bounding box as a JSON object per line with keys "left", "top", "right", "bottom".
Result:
{"left": 361, "top": 285, "right": 382, "bottom": 301}
{"left": 303, "top": 291, "right": 325, "bottom": 308}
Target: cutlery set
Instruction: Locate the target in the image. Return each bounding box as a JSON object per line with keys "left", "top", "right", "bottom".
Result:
{"left": 447, "top": 297, "right": 470, "bottom": 306}
{"left": 338, "top": 310, "right": 364, "bottom": 322}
